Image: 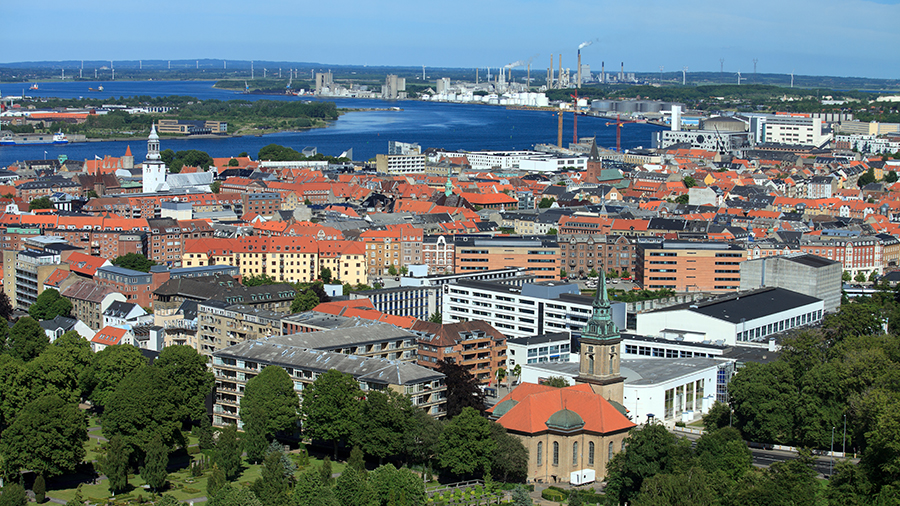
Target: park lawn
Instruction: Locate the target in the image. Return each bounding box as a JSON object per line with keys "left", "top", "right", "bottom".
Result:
{"left": 687, "top": 419, "right": 705, "bottom": 428}
{"left": 84, "top": 437, "right": 105, "bottom": 462}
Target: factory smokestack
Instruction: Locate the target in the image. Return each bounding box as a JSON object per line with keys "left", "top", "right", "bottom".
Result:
{"left": 549, "top": 55, "right": 554, "bottom": 89}
{"left": 577, "top": 50, "right": 582, "bottom": 88}
{"left": 620, "top": 62, "right": 624, "bottom": 81}
{"left": 558, "top": 54, "right": 562, "bottom": 89}
{"left": 601, "top": 61, "right": 605, "bottom": 84}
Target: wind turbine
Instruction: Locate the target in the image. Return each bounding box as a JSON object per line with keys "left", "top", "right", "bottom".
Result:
{"left": 682, "top": 66, "right": 688, "bottom": 86}
{"left": 736, "top": 71, "right": 743, "bottom": 85}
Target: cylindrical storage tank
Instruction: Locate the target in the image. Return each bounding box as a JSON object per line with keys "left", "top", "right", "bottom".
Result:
{"left": 591, "top": 100, "right": 612, "bottom": 112}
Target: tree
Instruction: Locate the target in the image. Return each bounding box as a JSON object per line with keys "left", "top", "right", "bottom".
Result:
{"left": 855, "top": 271, "right": 868, "bottom": 283}
{"left": 495, "top": 367, "right": 507, "bottom": 387}
{"left": 701, "top": 401, "right": 731, "bottom": 432}
{"left": 207, "top": 465, "right": 227, "bottom": 498}
{"left": 98, "top": 435, "right": 130, "bottom": 494}
{"left": 26, "top": 345, "right": 81, "bottom": 406}
{"left": 538, "top": 197, "right": 555, "bottom": 208}
{"left": 512, "top": 364, "right": 522, "bottom": 384}
{"left": 63, "top": 485, "right": 83, "bottom": 506}
{"left": 438, "top": 407, "right": 497, "bottom": 477}
{"left": 842, "top": 270, "right": 852, "bottom": 282}
{"left": 603, "top": 423, "right": 684, "bottom": 506}
{"left": 29, "top": 196, "right": 54, "bottom": 210}
{"left": 214, "top": 424, "right": 243, "bottom": 481}
{"left": 560, "top": 268, "right": 567, "bottom": 279}
{"left": 33, "top": 474, "right": 45, "bottom": 504}
{"left": 301, "top": 369, "right": 362, "bottom": 459}
{"left": 511, "top": 485, "right": 532, "bottom": 506}
{"left": 228, "top": 158, "right": 240, "bottom": 167}
{"left": 292, "top": 289, "right": 322, "bottom": 313}
{"left": 388, "top": 265, "right": 398, "bottom": 276}
{"left": 673, "top": 194, "right": 690, "bottom": 205}
{"left": 197, "top": 415, "right": 215, "bottom": 450}
{"left": 885, "top": 170, "right": 899, "bottom": 183}
{"left": 320, "top": 267, "right": 333, "bottom": 284}
{"left": 294, "top": 467, "right": 333, "bottom": 506}
{"left": 547, "top": 227, "right": 558, "bottom": 235}
{"left": 112, "top": 253, "right": 157, "bottom": 273}
{"left": 869, "top": 270, "right": 879, "bottom": 283}
{"left": 630, "top": 467, "right": 714, "bottom": 506}
{"left": 0, "top": 291, "right": 13, "bottom": 321}
{"left": 319, "top": 456, "right": 333, "bottom": 486}
{"left": 428, "top": 312, "right": 442, "bottom": 323}
{"left": 588, "top": 268, "right": 598, "bottom": 278}
{"left": 334, "top": 467, "right": 376, "bottom": 506}
{"left": 489, "top": 421, "right": 528, "bottom": 482}
{"left": 241, "top": 365, "right": 299, "bottom": 463}
{"left": 210, "top": 181, "right": 222, "bottom": 194}
{"left": 683, "top": 176, "right": 697, "bottom": 188}
{"left": 82, "top": 344, "right": 147, "bottom": 409}
{"left": 243, "top": 274, "right": 280, "bottom": 286}
{"left": 156, "top": 496, "right": 180, "bottom": 506}
{"left": 0, "top": 395, "right": 87, "bottom": 477}
{"left": 7, "top": 316, "right": 48, "bottom": 362}
{"left": 208, "top": 484, "right": 263, "bottom": 506}
{"left": 436, "top": 359, "right": 485, "bottom": 418}
{"left": 693, "top": 427, "right": 751, "bottom": 482}
{"left": 0, "top": 483, "right": 26, "bottom": 506}
{"left": 369, "top": 464, "right": 426, "bottom": 506}
{"left": 52, "top": 330, "right": 93, "bottom": 393}
{"left": 348, "top": 446, "right": 366, "bottom": 473}
{"left": 822, "top": 302, "right": 883, "bottom": 341}
{"left": 355, "top": 390, "right": 415, "bottom": 465}
{"left": 140, "top": 434, "right": 169, "bottom": 492}
{"left": 404, "top": 408, "right": 443, "bottom": 467}
{"left": 542, "top": 376, "right": 569, "bottom": 388}
{"left": 102, "top": 365, "right": 183, "bottom": 459}
{"left": 727, "top": 361, "right": 796, "bottom": 444}
{"left": 154, "top": 345, "right": 215, "bottom": 426}
{"left": 28, "top": 288, "right": 73, "bottom": 320}
{"left": 858, "top": 166, "right": 876, "bottom": 187}
{"left": 251, "top": 450, "right": 292, "bottom": 506}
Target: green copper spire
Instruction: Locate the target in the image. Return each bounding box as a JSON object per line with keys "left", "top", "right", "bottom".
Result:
{"left": 445, "top": 169, "right": 454, "bottom": 197}
{"left": 582, "top": 265, "right": 618, "bottom": 340}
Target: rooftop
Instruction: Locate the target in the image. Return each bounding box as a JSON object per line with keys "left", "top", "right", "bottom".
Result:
{"left": 649, "top": 287, "right": 822, "bottom": 322}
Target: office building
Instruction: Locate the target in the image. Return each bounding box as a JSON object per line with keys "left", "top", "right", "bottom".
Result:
{"left": 635, "top": 241, "right": 746, "bottom": 293}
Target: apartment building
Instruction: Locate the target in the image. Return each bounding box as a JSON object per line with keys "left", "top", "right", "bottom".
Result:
{"left": 360, "top": 224, "right": 424, "bottom": 277}
{"left": 559, "top": 234, "right": 635, "bottom": 277}
{"left": 94, "top": 265, "right": 157, "bottom": 308}
{"left": 276, "top": 323, "right": 419, "bottom": 362}
{"left": 212, "top": 336, "right": 447, "bottom": 427}
{"left": 182, "top": 237, "right": 320, "bottom": 284}
{"left": 61, "top": 280, "right": 128, "bottom": 331}
{"left": 153, "top": 274, "right": 296, "bottom": 314}
{"left": 454, "top": 236, "right": 559, "bottom": 281}
{"left": 442, "top": 279, "right": 626, "bottom": 339}
{"left": 799, "top": 236, "right": 882, "bottom": 278}
{"left": 349, "top": 285, "right": 439, "bottom": 321}
{"left": 242, "top": 192, "right": 282, "bottom": 217}
{"left": 635, "top": 241, "right": 747, "bottom": 293}
{"left": 196, "top": 300, "right": 282, "bottom": 356}
{"left": 412, "top": 320, "right": 507, "bottom": 384}
{"left": 421, "top": 235, "right": 454, "bottom": 274}
{"left": 375, "top": 153, "right": 426, "bottom": 174}
{"left": 317, "top": 240, "right": 367, "bottom": 286}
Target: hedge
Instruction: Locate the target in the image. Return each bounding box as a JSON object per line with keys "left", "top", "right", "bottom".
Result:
{"left": 541, "top": 489, "right": 566, "bottom": 502}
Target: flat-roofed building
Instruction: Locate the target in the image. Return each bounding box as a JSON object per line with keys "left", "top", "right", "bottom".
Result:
{"left": 196, "top": 301, "right": 283, "bottom": 356}
{"left": 454, "top": 236, "right": 559, "bottom": 281}
{"left": 506, "top": 332, "right": 574, "bottom": 368}
{"left": 412, "top": 320, "right": 507, "bottom": 384}
{"left": 635, "top": 241, "right": 746, "bottom": 293}
{"left": 739, "top": 253, "right": 842, "bottom": 311}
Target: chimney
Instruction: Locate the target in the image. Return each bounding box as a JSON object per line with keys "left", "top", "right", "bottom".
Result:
{"left": 601, "top": 61, "right": 605, "bottom": 83}
{"left": 577, "top": 50, "right": 582, "bottom": 88}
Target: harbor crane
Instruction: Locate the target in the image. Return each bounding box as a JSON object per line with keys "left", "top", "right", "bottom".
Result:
{"left": 608, "top": 114, "right": 639, "bottom": 153}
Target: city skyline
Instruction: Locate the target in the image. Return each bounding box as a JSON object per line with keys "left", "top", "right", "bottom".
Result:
{"left": 3, "top": 0, "right": 900, "bottom": 79}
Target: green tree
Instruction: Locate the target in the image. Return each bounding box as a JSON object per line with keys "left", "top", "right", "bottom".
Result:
{"left": 140, "top": 434, "right": 169, "bottom": 492}
{"left": 214, "top": 424, "right": 243, "bottom": 481}
{"left": 630, "top": 467, "right": 714, "bottom": 506}
{"left": 0, "top": 483, "right": 26, "bottom": 506}
{"left": 241, "top": 365, "right": 299, "bottom": 463}
{"left": 728, "top": 361, "right": 796, "bottom": 444}
{"left": 489, "top": 421, "right": 528, "bottom": 482}
{"left": 858, "top": 167, "right": 876, "bottom": 187}
{"left": 842, "top": 270, "right": 852, "bottom": 282}
{"left": 26, "top": 345, "right": 81, "bottom": 406}
{"left": 683, "top": 176, "right": 697, "bottom": 188}
{"left": 155, "top": 496, "right": 180, "bottom": 506}
{"left": 428, "top": 312, "right": 442, "bottom": 323}
{"left": 0, "top": 395, "right": 87, "bottom": 478}
{"left": 673, "top": 194, "right": 690, "bottom": 205}
{"left": 63, "top": 485, "right": 83, "bottom": 506}
{"left": 112, "top": 253, "right": 157, "bottom": 273}
{"left": 301, "top": 369, "right": 362, "bottom": 459}
{"left": 348, "top": 446, "right": 366, "bottom": 474}
{"left": 404, "top": 408, "right": 443, "bottom": 467}
{"left": 319, "top": 456, "right": 333, "bottom": 486}
{"left": 82, "top": 344, "right": 147, "bottom": 409}
{"left": 511, "top": 485, "right": 532, "bottom": 506}
{"left": 98, "top": 435, "right": 130, "bottom": 494}
{"left": 102, "top": 365, "right": 183, "bottom": 459}
{"left": 52, "top": 330, "right": 93, "bottom": 393}
{"left": 437, "top": 359, "right": 485, "bottom": 418}
{"left": 701, "top": 401, "right": 732, "bottom": 432}
{"left": 588, "top": 268, "right": 598, "bottom": 278}
{"left": 355, "top": 390, "right": 414, "bottom": 465}
{"left": 388, "top": 265, "right": 398, "bottom": 276}
{"left": 320, "top": 267, "right": 333, "bottom": 284}
{"left": 207, "top": 465, "right": 226, "bottom": 498}
{"left": 334, "top": 467, "right": 377, "bottom": 506}
{"left": 7, "top": 316, "right": 49, "bottom": 362}
{"left": 538, "top": 197, "right": 555, "bottom": 208}
{"left": 228, "top": 158, "right": 240, "bottom": 167}
{"left": 243, "top": 274, "right": 280, "bottom": 286}
{"left": 822, "top": 302, "right": 883, "bottom": 341}
{"left": 855, "top": 271, "right": 868, "bottom": 283}
{"left": 438, "top": 407, "right": 496, "bottom": 478}
{"left": 210, "top": 181, "right": 222, "bottom": 193}
{"left": 197, "top": 415, "right": 215, "bottom": 451}
{"left": 33, "top": 474, "right": 46, "bottom": 504}
{"left": 885, "top": 170, "right": 899, "bottom": 183}
{"left": 28, "top": 289, "right": 73, "bottom": 320}
{"left": 547, "top": 227, "right": 558, "bottom": 235}
{"left": 0, "top": 291, "right": 13, "bottom": 321}
{"left": 603, "top": 423, "right": 684, "bottom": 506}
{"left": 0, "top": 355, "right": 31, "bottom": 429}
{"left": 542, "top": 376, "right": 569, "bottom": 388}
{"left": 29, "top": 196, "right": 54, "bottom": 210}
{"left": 369, "top": 464, "right": 426, "bottom": 506}
{"left": 693, "top": 427, "right": 751, "bottom": 482}
{"left": 251, "top": 450, "right": 292, "bottom": 506}
{"left": 294, "top": 467, "right": 328, "bottom": 506}
{"left": 292, "top": 289, "right": 322, "bottom": 313}
{"left": 154, "top": 345, "right": 215, "bottom": 426}
{"left": 208, "top": 484, "right": 263, "bottom": 506}
{"left": 560, "top": 268, "right": 568, "bottom": 279}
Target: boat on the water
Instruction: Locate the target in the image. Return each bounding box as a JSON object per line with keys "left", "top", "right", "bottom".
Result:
{"left": 29, "top": 83, "right": 38, "bottom": 90}
{"left": 0, "top": 132, "right": 69, "bottom": 146}
{"left": 88, "top": 86, "right": 104, "bottom": 92}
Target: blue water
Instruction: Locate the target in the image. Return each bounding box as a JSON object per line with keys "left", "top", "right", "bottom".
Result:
{"left": 0, "top": 81, "right": 664, "bottom": 165}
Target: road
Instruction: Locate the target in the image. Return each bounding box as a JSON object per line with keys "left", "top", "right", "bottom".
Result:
{"left": 675, "top": 430, "right": 856, "bottom": 477}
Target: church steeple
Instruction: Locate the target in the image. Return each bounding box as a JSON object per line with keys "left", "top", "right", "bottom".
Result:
{"left": 575, "top": 263, "right": 625, "bottom": 403}
{"left": 444, "top": 168, "right": 454, "bottom": 197}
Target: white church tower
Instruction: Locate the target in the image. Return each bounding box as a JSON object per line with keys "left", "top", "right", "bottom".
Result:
{"left": 142, "top": 123, "right": 167, "bottom": 193}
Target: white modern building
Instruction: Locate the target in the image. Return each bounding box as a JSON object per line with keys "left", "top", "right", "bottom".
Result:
{"left": 749, "top": 114, "right": 831, "bottom": 147}
{"left": 506, "top": 332, "right": 575, "bottom": 368}
{"left": 636, "top": 287, "right": 825, "bottom": 347}
{"left": 517, "top": 154, "right": 588, "bottom": 173}
{"left": 443, "top": 279, "right": 626, "bottom": 339}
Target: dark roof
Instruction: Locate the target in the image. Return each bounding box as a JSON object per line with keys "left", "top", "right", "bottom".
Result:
{"left": 779, "top": 253, "right": 840, "bottom": 268}
{"left": 657, "top": 287, "right": 821, "bottom": 322}
{"left": 39, "top": 315, "right": 77, "bottom": 332}
{"left": 103, "top": 301, "right": 140, "bottom": 318}
{"left": 507, "top": 332, "right": 571, "bottom": 346}
{"left": 153, "top": 274, "right": 296, "bottom": 304}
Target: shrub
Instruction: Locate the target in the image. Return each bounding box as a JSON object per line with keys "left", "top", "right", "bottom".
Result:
{"left": 542, "top": 489, "right": 566, "bottom": 502}
{"left": 675, "top": 421, "right": 686, "bottom": 427}
{"left": 548, "top": 486, "right": 570, "bottom": 498}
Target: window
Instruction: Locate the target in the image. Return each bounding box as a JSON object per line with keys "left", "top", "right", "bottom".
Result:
{"left": 537, "top": 442, "right": 543, "bottom": 466}
{"left": 553, "top": 442, "right": 559, "bottom": 466}
{"left": 588, "top": 442, "right": 595, "bottom": 465}
{"left": 608, "top": 442, "right": 614, "bottom": 461}
{"left": 573, "top": 442, "right": 578, "bottom": 466}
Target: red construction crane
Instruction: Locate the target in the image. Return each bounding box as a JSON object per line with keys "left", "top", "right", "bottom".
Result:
{"left": 609, "top": 114, "right": 640, "bottom": 153}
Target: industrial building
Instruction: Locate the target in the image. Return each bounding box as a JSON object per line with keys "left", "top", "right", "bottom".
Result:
{"left": 739, "top": 253, "right": 842, "bottom": 312}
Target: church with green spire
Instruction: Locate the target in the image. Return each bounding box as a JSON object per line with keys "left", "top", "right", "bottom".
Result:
{"left": 575, "top": 267, "right": 625, "bottom": 403}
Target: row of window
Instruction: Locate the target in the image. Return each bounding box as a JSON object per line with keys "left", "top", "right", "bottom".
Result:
{"left": 536, "top": 440, "right": 622, "bottom": 467}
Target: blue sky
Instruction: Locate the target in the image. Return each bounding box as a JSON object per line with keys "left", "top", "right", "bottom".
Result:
{"left": 4, "top": 0, "right": 899, "bottom": 79}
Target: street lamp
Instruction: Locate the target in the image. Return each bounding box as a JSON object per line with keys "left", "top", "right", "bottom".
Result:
{"left": 831, "top": 426, "right": 836, "bottom": 476}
